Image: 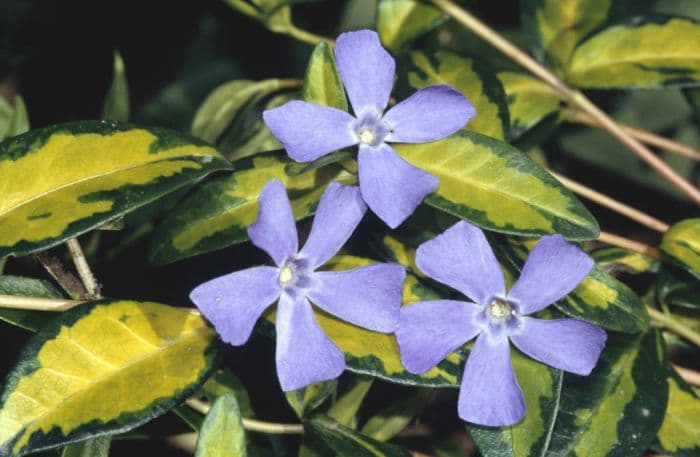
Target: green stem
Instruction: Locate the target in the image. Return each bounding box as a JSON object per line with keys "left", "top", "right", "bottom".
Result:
{"left": 0, "top": 257, "right": 6, "bottom": 275}
{"left": 285, "top": 23, "right": 330, "bottom": 46}
{"left": 647, "top": 306, "right": 700, "bottom": 347}
{"left": 185, "top": 398, "right": 304, "bottom": 434}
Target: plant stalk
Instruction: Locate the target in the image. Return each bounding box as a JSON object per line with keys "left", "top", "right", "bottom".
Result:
{"left": 550, "top": 171, "right": 670, "bottom": 233}
{"left": 429, "top": 0, "right": 700, "bottom": 204}
{"left": 0, "top": 295, "right": 86, "bottom": 311}
{"left": 673, "top": 364, "right": 700, "bottom": 387}
{"left": 597, "top": 231, "right": 663, "bottom": 259}
{"left": 185, "top": 398, "right": 304, "bottom": 434}
{"left": 67, "top": 238, "right": 101, "bottom": 298}
{"left": 647, "top": 306, "right": 700, "bottom": 347}
{"left": 562, "top": 108, "right": 700, "bottom": 162}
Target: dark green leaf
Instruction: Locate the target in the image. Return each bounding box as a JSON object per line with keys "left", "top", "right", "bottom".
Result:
{"left": 546, "top": 331, "right": 669, "bottom": 457}
{"left": 0, "top": 276, "right": 62, "bottom": 331}
{"left": 306, "top": 415, "right": 411, "bottom": 457}
{"left": 61, "top": 436, "right": 111, "bottom": 457}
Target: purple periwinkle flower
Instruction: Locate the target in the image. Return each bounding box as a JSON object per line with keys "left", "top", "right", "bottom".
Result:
{"left": 396, "top": 221, "right": 607, "bottom": 426}
{"left": 190, "top": 179, "right": 405, "bottom": 391}
{"left": 263, "top": 30, "right": 476, "bottom": 229}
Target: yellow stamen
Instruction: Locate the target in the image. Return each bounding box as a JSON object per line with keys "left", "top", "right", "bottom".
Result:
{"left": 359, "top": 129, "right": 375, "bottom": 144}
{"left": 279, "top": 265, "right": 294, "bottom": 285}
{"left": 487, "top": 299, "right": 513, "bottom": 320}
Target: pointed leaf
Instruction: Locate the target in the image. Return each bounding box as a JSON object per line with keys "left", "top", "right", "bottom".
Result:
{"left": 661, "top": 218, "right": 700, "bottom": 279}
{"left": 498, "top": 71, "right": 561, "bottom": 141}
{"left": 327, "top": 378, "right": 373, "bottom": 427}
{"left": 307, "top": 415, "right": 411, "bottom": 457}
{"left": 148, "top": 154, "right": 354, "bottom": 265}
{"left": 0, "top": 300, "right": 217, "bottom": 456}
{"left": 195, "top": 394, "right": 247, "bottom": 457}
{"left": 303, "top": 41, "right": 347, "bottom": 110}
{"left": 394, "top": 132, "right": 600, "bottom": 240}
{"left": 102, "top": 51, "right": 130, "bottom": 122}
{"left": 191, "top": 79, "right": 293, "bottom": 143}
{"left": 399, "top": 50, "right": 509, "bottom": 140}
{"left": 521, "top": 0, "right": 613, "bottom": 70}
{"left": 286, "top": 381, "right": 338, "bottom": 419}
{"left": 0, "top": 95, "right": 29, "bottom": 142}
{"left": 361, "top": 389, "right": 430, "bottom": 441}
{"left": 0, "top": 122, "right": 230, "bottom": 258}
{"left": 546, "top": 331, "right": 669, "bottom": 457}
{"left": 568, "top": 16, "right": 700, "bottom": 89}
{"left": 376, "top": 0, "right": 444, "bottom": 54}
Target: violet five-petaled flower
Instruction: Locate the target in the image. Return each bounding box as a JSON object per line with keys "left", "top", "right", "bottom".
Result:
{"left": 396, "top": 221, "right": 607, "bottom": 427}
{"left": 190, "top": 179, "right": 405, "bottom": 392}
{"left": 263, "top": 29, "right": 476, "bottom": 229}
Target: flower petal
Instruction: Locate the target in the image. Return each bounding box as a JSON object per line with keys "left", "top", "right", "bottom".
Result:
{"left": 334, "top": 29, "right": 395, "bottom": 114}
{"left": 396, "top": 300, "right": 481, "bottom": 374}
{"left": 383, "top": 85, "right": 475, "bottom": 143}
{"left": 458, "top": 334, "right": 525, "bottom": 426}
{"left": 247, "top": 179, "right": 298, "bottom": 266}
{"left": 307, "top": 263, "right": 405, "bottom": 333}
{"left": 358, "top": 143, "right": 438, "bottom": 228}
{"left": 275, "top": 293, "right": 346, "bottom": 391}
{"left": 190, "top": 266, "right": 281, "bottom": 346}
{"left": 511, "top": 317, "right": 607, "bottom": 375}
{"left": 508, "top": 234, "right": 594, "bottom": 314}
{"left": 299, "top": 182, "right": 367, "bottom": 269}
{"left": 415, "top": 221, "right": 505, "bottom": 304}
{"left": 263, "top": 100, "right": 358, "bottom": 162}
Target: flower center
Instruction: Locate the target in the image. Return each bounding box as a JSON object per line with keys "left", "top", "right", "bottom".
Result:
{"left": 486, "top": 298, "right": 515, "bottom": 322}
{"left": 354, "top": 111, "right": 389, "bottom": 146}
{"left": 278, "top": 263, "right": 296, "bottom": 286}
{"left": 359, "top": 129, "right": 375, "bottom": 144}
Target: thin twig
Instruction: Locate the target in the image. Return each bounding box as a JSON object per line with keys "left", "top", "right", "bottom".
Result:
{"left": 647, "top": 306, "right": 700, "bottom": 347}
{"left": 66, "top": 238, "right": 101, "bottom": 298}
{"left": 36, "top": 252, "right": 88, "bottom": 300}
{"left": 597, "top": 231, "right": 664, "bottom": 260}
{"left": 673, "top": 364, "right": 700, "bottom": 387}
{"left": 550, "top": 171, "right": 670, "bottom": 233}
{"left": 0, "top": 295, "right": 86, "bottom": 312}
{"left": 430, "top": 0, "right": 700, "bottom": 204}
{"left": 562, "top": 108, "right": 700, "bottom": 162}
{"left": 185, "top": 398, "right": 305, "bottom": 434}
{"left": 164, "top": 433, "right": 197, "bottom": 454}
